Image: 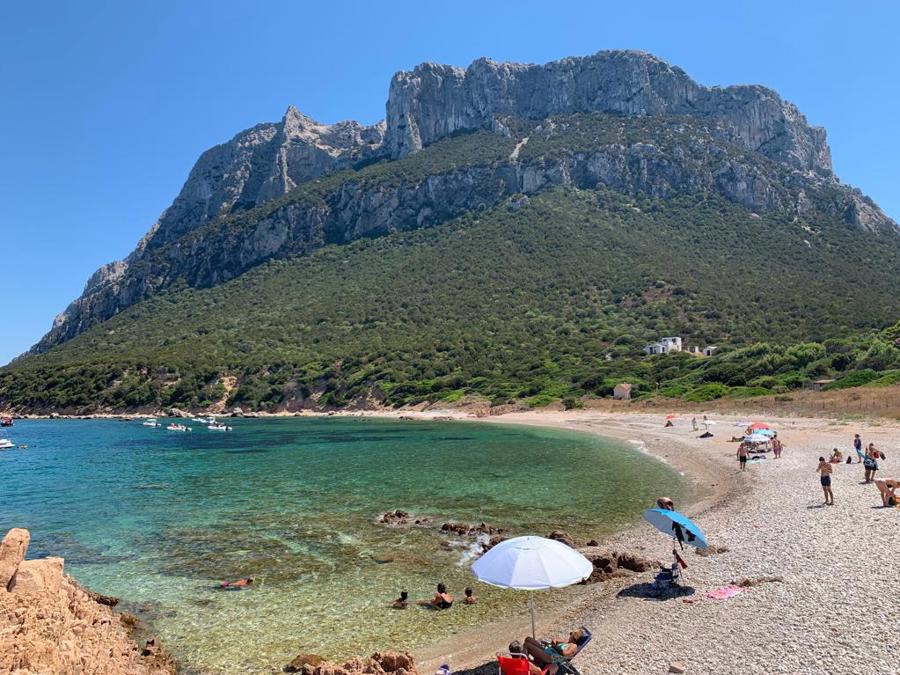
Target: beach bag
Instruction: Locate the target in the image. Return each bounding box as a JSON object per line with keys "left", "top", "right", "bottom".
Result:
{"left": 845, "top": 456, "right": 852, "bottom": 464}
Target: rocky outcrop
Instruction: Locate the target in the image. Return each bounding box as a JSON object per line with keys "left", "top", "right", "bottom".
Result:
{"left": 29, "top": 50, "right": 897, "bottom": 356}
{"left": 285, "top": 650, "right": 418, "bottom": 675}
{"left": 0, "top": 528, "right": 175, "bottom": 674}
{"left": 583, "top": 548, "right": 660, "bottom": 584}
{"left": 385, "top": 50, "right": 832, "bottom": 176}
{"left": 30, "top": 107, "right": 383, "bottom": 355}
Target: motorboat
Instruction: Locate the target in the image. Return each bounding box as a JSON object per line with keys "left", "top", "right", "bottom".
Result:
{"left": 0, "top": 439, "right": 15, "bottom": 450}
{"left": 207, "top": 421, "right": 232, "bottom": 431}
{"left": 142, "top": 418, "right": 161, "bottom": 428}
{"left": 191, "top": 416, "right": 214, "bottom": 424}
{"left": 166, "top": 423, "right": 192, "bottom": 432}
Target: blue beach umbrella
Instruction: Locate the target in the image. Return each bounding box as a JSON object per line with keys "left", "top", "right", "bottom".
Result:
{"left": 643, "top": 508, "right": 708, "bottom": 550}
{"left": 754, "top": 429, "right": 776, "bottom": 437}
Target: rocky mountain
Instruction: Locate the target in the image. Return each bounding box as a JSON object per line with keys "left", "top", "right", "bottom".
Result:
{"left": 25, "top": 50, "right": 898, "bottom": 357}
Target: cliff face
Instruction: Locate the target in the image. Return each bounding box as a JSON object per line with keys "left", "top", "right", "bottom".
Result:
{"left": 27, "top": 50, "right": 895, "bottom": 356}
{"left": 384, "top": 51, "right": 832, "bottom": 176}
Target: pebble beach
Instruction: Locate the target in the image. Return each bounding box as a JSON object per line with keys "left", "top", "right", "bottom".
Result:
{"left": 412, "top": 410, "right": 900, "bottom": 675}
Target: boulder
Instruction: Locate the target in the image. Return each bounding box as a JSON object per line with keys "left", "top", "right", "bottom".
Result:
{"left": 7, "top": 557, "right": 65, "bottom": 594}
{"left": 547, "top": 530, "right": 577, "bottom": 547}
{"left": 301, "top": 651, "right": 418, "bottom": 675}
{"left": 0, "top": 527, "right": 30, "bottom": 589}
{"left": 284, "top": 652, "right": 326, "bottom": 672}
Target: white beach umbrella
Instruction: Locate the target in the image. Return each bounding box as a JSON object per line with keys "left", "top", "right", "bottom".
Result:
{"left": 471, "top": 536, "right": 593, "bottom": 637}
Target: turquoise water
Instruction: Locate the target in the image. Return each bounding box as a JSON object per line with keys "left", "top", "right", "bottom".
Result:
{"left": 0, "top": 418, "right": 685, "bottom": 673}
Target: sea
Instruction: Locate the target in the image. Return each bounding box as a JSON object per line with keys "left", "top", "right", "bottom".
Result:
{"left": 0, "top": 417, "right": 686, "bottom": 673}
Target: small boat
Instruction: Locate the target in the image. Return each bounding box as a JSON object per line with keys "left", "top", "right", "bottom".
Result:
{"left": 0, "top": 439, "right": 15, "bottom": 450}
{"left": 191, "top": 416, "right": 214, "bottom": 424}
{"left": 166, "top": 423, "right": 192, "bottom": 432}
{"left": 207, "top": 422, "right": 232, "bottom": 431}
{"left": 0, "top": 416, "right": 12, "bottom": 427}
{"left": 142, "top": 418, "right": 161, "bottom": 428}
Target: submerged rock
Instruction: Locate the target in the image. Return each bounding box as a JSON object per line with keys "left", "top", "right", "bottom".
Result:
{"left": 289, "top": 650, "right": 417, "bottom": 675}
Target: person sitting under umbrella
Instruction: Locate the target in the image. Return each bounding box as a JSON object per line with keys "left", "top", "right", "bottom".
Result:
{"left": 508, "top": 640, "right": 557, "bottom": 675}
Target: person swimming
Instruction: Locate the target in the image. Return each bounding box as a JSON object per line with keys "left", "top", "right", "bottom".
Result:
{"left": 463, "top": 587, "right": 478, "bottom": 605}
{"left": 219, "top": 576, "right": 254, "bottom": 589}
{"left": 656, "top": 497, "right": 675, "bottom": 511}
{"left": 392, "top": 590, "right": 409, "bottom": 609}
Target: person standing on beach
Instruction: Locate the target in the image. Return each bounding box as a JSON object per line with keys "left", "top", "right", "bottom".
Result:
{"left": 817, "top": 456, "right": 834, "bottom": 505}
{"left": 863, "top": 443, "right": 880, "bottom": 483}
{"left": 692, "top": 417, "right": 698, "bottom": 431}
{"left": 853, "top": 434, "right": 864, "bottom": 463}
{"left": 772, "top": 435, "right": 783, "bottom": 459}
{"left": 737, "top": 443, "right": 749, "bottom": 471}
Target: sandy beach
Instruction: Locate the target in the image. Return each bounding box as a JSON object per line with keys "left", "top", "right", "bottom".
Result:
{"left": 402, "top": 409, "right": 900, "bottom": 675}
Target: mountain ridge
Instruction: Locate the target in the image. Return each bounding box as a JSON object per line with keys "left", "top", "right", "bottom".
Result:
{"left": 26, "top": 49, "right": 897, "bottom": 358}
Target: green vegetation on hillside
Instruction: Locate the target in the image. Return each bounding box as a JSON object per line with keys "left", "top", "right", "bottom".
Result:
{"left": 3, "top": 187, "right": 899, "bottom": 412}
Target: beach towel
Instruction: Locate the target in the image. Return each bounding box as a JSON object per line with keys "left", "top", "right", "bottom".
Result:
{"left": 707, "top": 585, "right": 744, "bottom": 600}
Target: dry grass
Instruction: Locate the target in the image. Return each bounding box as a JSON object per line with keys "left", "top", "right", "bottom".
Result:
{"left": 580, "top": 384, "right": 900, "bottom": 421}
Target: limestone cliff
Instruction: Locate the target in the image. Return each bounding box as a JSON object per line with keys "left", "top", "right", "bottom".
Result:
{"left": 28, "top": 50, "right": 896, "bottom": 356}
{"left": 385, "top": 50, "right": 832, "bottom": 176}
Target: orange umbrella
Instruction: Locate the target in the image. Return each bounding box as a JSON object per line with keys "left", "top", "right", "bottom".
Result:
{"left": 749, "top": 422, "right": 770, "bottom": 430}
{"left": 666, "top": 414, "right": 676, "bottom": 420}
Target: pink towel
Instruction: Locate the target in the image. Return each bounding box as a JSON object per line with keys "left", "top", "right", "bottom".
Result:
{"left": 707, "top": 585, "right": 744, "bottom": 600}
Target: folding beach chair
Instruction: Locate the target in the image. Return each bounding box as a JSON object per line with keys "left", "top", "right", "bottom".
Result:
{"left": 497, "top": 653, "right": 536, "bottom": 675}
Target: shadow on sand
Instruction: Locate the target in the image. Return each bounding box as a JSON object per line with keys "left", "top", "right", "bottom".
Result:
{"left": 617, "top": 581, "right": 696, "bottom": 601}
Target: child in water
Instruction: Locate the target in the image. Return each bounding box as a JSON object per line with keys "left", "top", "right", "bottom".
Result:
{"left": 463, "top": 587, "right": 478, "bottom": 605}
{"left": 392, "top": 590, "right": 409, "bottom": 609}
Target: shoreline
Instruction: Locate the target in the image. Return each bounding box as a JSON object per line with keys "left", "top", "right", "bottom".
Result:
{"left": 416, "top": 408, "right": 899, "bottom": 674}
{"left": 8, "top": 410, "right": 899, "bottom": 674}
{"left": 400, "top": 409, "right": 745, "bottom": 672}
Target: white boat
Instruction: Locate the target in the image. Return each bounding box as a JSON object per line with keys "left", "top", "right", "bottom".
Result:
{"left": 207, "top": 422, "right": 232, "bottom": 431}
{"left": 0, "top": 439, "right": 15, "bottom": 450}
{"left": 191, "top": 416, "right": 214, "bottom": 424}
{"left": 142, "top": 418, "right": 161, "bottom": 428}
{"left": 166, "top": 423, "right": 192, "bottom": 432}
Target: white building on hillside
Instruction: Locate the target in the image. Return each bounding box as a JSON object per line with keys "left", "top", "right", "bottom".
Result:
{"left": 644, "top": 336, "right": 683, "bottom": 355}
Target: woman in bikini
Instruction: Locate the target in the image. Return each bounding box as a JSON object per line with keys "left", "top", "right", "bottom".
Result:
{"left": 424, "top": 583, "right": 453, "bottom": 609}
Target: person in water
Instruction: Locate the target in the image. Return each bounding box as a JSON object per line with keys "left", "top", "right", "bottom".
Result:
{"left": 656, "top": 496, "right": 675, "bottom": 511}
{"left": 392, "top": 590, "right": 409, "bottom": 609}
{"left": 463, "top": 587, "right": 478, "bottom": 605}
{"left": 816, "top": 457, "right": 834, "bottom": 506}
{"left": 423, "top": 583, "right": 453, "bottom": 609}
{"left": 220, "top": 576, "right": 254, "bottom": 588}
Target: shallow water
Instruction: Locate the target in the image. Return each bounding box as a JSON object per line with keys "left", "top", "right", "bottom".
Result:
{"left": 0, "top": 417, "right": 686, "bottom": 672}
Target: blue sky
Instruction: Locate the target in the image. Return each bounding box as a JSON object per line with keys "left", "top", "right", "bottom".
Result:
{"left": 2, "top": 1, "right": 898, "bottom": 364}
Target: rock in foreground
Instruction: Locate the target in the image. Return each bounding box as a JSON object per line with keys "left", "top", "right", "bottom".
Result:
{"left": 285, "top": 650, "right": 418, "bottom": 675}
{"left": 0, "top": 528, "right": 174, "bottom": 674}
